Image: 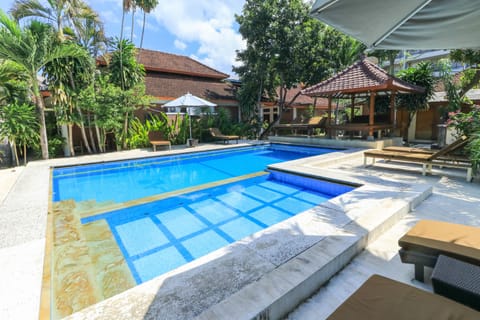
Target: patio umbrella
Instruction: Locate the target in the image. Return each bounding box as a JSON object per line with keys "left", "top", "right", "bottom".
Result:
{"left": 162, "top": 92, "right": 216, "bottom": 140}
{"left": 310, "top": 0, "right": 480, "bottom": 49}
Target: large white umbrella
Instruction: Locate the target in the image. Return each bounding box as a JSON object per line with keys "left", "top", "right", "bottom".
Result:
{"left": 162, "top": 92, "right": 216, "bottom": 140}
{"left": 310, "top": 0, "right": 480, "bottom": 49}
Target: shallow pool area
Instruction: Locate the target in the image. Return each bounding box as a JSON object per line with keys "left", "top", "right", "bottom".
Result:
{"left": 82, "top": 171, "right": 353, "bottom": 284}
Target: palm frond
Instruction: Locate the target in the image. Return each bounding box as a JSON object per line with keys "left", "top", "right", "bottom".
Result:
{"left": 10, "top": 0, "right": 53, "bottom": 23}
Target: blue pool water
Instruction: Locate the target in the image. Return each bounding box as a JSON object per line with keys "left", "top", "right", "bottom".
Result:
{"left": 52, "top": 144, "right": 354, "bottom": 283}
{"left": 52, "top": 144, "right": 337, "bottom": 203}
{"left": 82, "top": 171, "right": 354, "bottom": 283}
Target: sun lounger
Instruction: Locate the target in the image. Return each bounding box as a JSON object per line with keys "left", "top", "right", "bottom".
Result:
{"left": 327, "top": 274, "right": 479, "bottom": 320}
{"left": 398, "top": 220, "right": 480, "bottom": 282}
{"left": 364, "top": 136, "right": 473, "bottom": 181}
{"left": 208, "top": 128, "right": 239, "bottom": 144}
{"left": 273, "top": 116, "right": 326, "bottom": 136}
{"left": 148, "top": 131, "right": 171, "bottom": 151}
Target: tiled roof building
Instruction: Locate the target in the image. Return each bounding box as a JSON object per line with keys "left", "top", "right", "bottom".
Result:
{"left": 134, "top": 49, "right": 239, "bottom": 120}
{"left": 302, "top": 58, "right": 424, "bottom": 98}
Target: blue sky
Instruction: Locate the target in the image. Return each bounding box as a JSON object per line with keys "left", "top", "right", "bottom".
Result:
{"left": 0, "top": 0, "right": 247, "bottom": 77}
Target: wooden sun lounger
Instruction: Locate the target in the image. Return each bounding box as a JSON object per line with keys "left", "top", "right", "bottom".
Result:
{"left": 208, "top": 128, "right": 239, "bottom": 144}
{"left": 364, "top": 136, "right": 473, "bottom": 181}
{"left": 148, "top": 131, "right": 171, "bottom": 151}
{"left": 398, "top": 220, "right": 480, "bottom": 282}
{"left": 327, "top": 275, "right": 479, "bottom": 320}
{"left": 273, "top": 116, "right": 326, "bottom": 136}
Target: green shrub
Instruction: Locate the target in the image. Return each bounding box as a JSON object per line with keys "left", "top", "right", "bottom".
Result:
{"left": 447, "top": 105, "right": 480, "bottom": 173}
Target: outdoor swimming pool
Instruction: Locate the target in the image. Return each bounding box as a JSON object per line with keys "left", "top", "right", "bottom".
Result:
{"left": 49, "top": 143, "right": 355, "bottom": 317}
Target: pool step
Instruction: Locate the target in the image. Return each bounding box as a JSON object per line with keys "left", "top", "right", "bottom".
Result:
{"left": 50, "top": 200, "right": 135, "bottom": 319}
{"left": 195, "top": 184, "right": 433, "bottom": 320}
{"left": 77, "top": 171, "right": 269, "bottom": 220}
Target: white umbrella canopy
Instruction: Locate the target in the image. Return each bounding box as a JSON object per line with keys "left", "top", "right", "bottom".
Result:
{"left": 310, "top": 0, "right": 480, "bottom": 50}
{"left": 162, "top": 92, "right": 217, "bottom": 140}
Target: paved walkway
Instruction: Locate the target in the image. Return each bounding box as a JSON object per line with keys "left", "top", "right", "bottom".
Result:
{"left": 287, "top": 161, "right": 480, "bottom": 319}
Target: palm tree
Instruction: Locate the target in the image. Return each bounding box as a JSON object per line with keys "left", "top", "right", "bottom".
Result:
{"left": 10, "top": 0, "right": 99, "bottom": 41}
{"left": 108, "top": 39, "right": 145, "bottom": 149}
{"left": 137, "top": 0, "right": 159, "bottom": 49}
{"left": 119, "top": 0, "right": 135, "bottom": 91}
{"left": 11, "top": 0, "right": 100, "bottom": 156}
{"left": 0, "top": 102, "right": 39, "bottom": 166}
{"left": 0, "top": 10, "right": 89, "bottom": 159}
{"left": 0, "top": 59, "right": 28, "bottom": 105}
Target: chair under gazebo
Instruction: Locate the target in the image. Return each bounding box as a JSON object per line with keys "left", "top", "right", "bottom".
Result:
{"left": 301, "top": 58, "right": 425, "bottom": 140}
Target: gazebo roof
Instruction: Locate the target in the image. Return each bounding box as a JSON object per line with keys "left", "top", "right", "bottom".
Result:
{"left": 301, "top": 58, "right": 425, "bottom": 98}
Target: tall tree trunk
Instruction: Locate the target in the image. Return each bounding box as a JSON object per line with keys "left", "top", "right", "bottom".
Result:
{"left": 122, "top": 111, "right": 129, "bottom": 149}
{"left": 11, "top": 140, "right": 19, "bottom": 167}
{"left": 95, "top": 120, "right": 103, "bottom": 153}
{"left": 68, "top": 126, "right": 75, "bottom": 156}
{"left": 68, "top": 73, "right": 92, "bottom": 154}
{"left": 35, "top": 90, "right": 49, "bottom": 160}
{"left": 119, "top": 8, "right": 126, "bottom": 90}
{"left": 131, "top": 7, "right": 135, "bottom": 41}
{"left": 87, "top": 112, "right": 97, "bottom": 153}
{"left": 140, "top": 11, "right": 146, "bottom": 49}
{"left": 23, "top": 144, "right": 27, "bottom": 166}
{"left": 256, "top": 78, "right": 263, "bottom": 138}
{"left": 74, "top": 105, "right": 93, "bottom": 153}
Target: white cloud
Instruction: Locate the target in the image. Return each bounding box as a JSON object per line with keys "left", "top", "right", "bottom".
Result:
{"left": 151, "top": 0, "right": 246, "bottom": 76}
{"left": 174, "top": 40, "right": 187, "bottom": 50}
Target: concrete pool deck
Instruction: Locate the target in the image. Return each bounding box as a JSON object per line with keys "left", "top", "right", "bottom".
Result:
{"left": 0, "top": 141, "right": 478, "bottom": 319}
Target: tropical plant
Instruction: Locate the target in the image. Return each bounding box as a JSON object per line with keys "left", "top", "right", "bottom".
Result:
{"left": 450, "top": 49, "right": 480, "bottom": 97}
{"left": 44, "top": 42, "right": 95, "bottom": 155}
{"left": 136, "top": 0, "right": 159, "bottom": 49}
{"left": 396, "top": 62, "right": 436, "bottom": 135}
{"left": 11, "top": 0, "right": 100, "bottom": 41}
{"left": 0, "top": 11, "right": 90, "bottom": 159}
{"left": 234, "top": 0, "right": 364, "bottom": 138}
{"left": 370, "top": 50, "right": 401, "bottom": 75}
{"left": 108, "top": 38, "right": 147, "bottom": 148}
{"left": 0, "top": 59, "right": 29, "bottom": 105}
{"left": 447, "top": 106, "right": 480, "bottom": 173}
{"left": 11, "top": 0, "right": 101, "bottom": 156}
{"left": 75, "top": 15, "right": 108, "bottom": 58}
{"left": 0, "top": 102, "right": 39, "bottom": 165}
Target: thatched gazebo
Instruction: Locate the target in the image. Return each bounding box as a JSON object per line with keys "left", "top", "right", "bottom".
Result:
{"left": 301, "top": 58, "right": 424, "bottom": 139}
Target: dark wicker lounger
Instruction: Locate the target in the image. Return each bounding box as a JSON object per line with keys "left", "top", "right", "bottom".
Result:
{"left": 398, "top": 220, "right": 480, "bottom": 282}
{"left": 327, "top": 275, "right": 479, "bottom": 320}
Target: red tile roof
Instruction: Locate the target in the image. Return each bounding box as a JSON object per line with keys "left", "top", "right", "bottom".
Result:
{"left": 302, "top": 58, "right": 425, "bottom": 98}
{"left": 137, "top": 49, "right": 229, "bottom": 80}
{"left": 97, "top": 49, "right": 229, "bottom": 80}
{"left": 274, "top": 86, "right": 329, "bottom": 107}
{"left": 145, "top": 74, "right": 237, "bottom": 106}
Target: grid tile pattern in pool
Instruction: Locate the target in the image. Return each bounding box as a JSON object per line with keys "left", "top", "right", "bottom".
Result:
{"left": 99, "top": 174, "right": 347, "bottom": 284}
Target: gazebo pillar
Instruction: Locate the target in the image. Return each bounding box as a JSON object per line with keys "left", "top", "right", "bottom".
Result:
{"left": 327, "top": 95, "right": 332, "bottom": 138}
{"left": 368, "top": 92, "right": 376, "bottom": 137}
{"left": 350, "top": 95, "right": 355, "bottom": 121}
{"left": 390, "top": 92, "right": 396, "bottom": 127}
